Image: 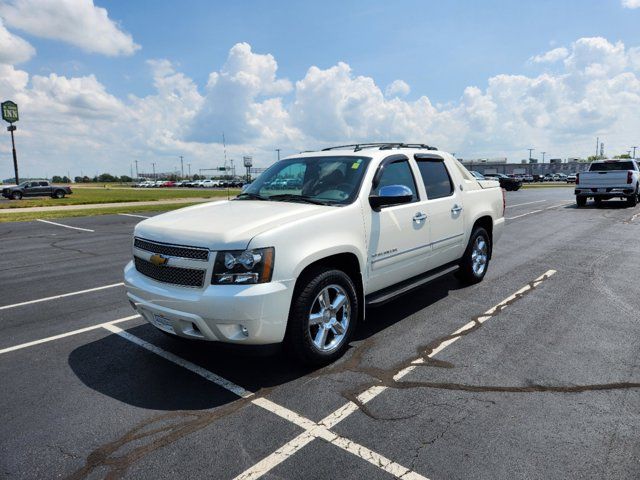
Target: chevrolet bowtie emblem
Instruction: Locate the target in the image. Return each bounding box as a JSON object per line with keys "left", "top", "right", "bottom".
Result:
{"left": 149, "top": 254, "right": 169, "bottom": 266}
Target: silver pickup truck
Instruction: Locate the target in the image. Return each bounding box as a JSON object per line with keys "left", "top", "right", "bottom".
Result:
{"left": 575, "top": 159, "right": 640, "bottom": 207}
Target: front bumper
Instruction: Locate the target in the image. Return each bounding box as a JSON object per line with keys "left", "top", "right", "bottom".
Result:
{"left": 124, "top": 261, "right": 295, "bottom": 345}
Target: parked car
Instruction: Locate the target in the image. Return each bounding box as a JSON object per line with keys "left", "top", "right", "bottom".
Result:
{"left": 2, "top": 180, "right": 72, "bottom": 200}
{"left": 523, "top": 175, "right": 534, "bottom": 182}
{"left": 125, "top": 144, "right": 505, "bottom": 365}
{"left": 469, "top": 171, "right": 485, "bottom": 180}
{"left": 575, "top": 159, "right": 640, "bottom": 207}
{"left": 199, "top": 179, "right": 217, "bottom": 188}
{"left": 532, "top": 174, "right": 545, "bottom": 182}
{"left": 566, "top": 174, "right": 577, "bottom": 184}
{"left": 483, "top": 173, "right": 522, "bottom": 191}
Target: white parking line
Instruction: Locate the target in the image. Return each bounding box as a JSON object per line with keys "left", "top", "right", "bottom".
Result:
{"left": 506, "top": 200, "right": 547, "bottom": 208}
{"left": 36, "top": 219, "right": 95, "bottom": 232}
{"left": 506, "top": 209, "right": 543, "bottom": 220}
{"left": 0, "top": 282, "right": 125, "bottom": 311}
{"left": 0, "top": 315, "right": 139, "bottom": 355}
{"left": 236, "top": 270, "right": 557, "bottom": 479}
{"left": 544, "top": 202, "right": 573, "bottom": 210}
{"left": 118, "top": 213, "right": 150, "bottom": 219}
{"left": 103, "top": 323, "right": 252, "bottom": 398}
{"left": 251, "top": 398, "right": 428, "bottom": 480}
{"left": 103, "top": 324, "right": 427, "bottom": 479}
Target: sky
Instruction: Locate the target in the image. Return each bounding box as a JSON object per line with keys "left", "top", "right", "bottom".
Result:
{"left": 1, "top": 0, "right": 640, "bottom": 179}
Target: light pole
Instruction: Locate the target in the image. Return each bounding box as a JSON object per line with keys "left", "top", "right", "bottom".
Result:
{"left": 152, "top": 162, "right": 156, "bottom": 180}
{"left": 633, "top": 146, "right": 638, "bottom": 159}
{"left": 187, "top": 163, "right": 191, "bottom": 178}
{"left": 134, "top": 159, "right": 139, "bottom": 179}
{"left": 276, "top": 148, "right": 281, "bottom": 161}
{"left": 527, "top": 148, "right": 534, "bottom": 163}
{"left": 541, "top": 151, "right": 546, "bottom": 163}
{"left": 180, "top": 155, "right": 184, "bottom": 179}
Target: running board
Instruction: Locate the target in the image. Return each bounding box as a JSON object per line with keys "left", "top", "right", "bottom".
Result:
{"left": 365, "top": 264, "right": 459, "bottom": 306}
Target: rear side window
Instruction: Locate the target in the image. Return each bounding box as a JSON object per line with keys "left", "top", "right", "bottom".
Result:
{"left": 39, "top": 182, "right": 48, "bottom": 186}
{"left": 373, "top": 160, "right": 418, "bottom": 202}
{"left": 589, "top": 161, "right": 635, "bottom": 171}
{"left": 417, "top": 160, "right": 454, "bottom": 199}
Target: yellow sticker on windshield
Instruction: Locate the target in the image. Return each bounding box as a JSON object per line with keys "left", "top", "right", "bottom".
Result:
{"left": 351, "top": 162, "right": 361, "bottom": 169}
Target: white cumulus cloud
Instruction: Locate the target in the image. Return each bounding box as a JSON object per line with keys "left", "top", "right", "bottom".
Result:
{"left": 3, "top": 37, "right": 640, "bottom": 179}
{"left": 0, "top": 18, "right": 34, "bottom": 64}
{"left": 0, "top": 0, "right": 140, "bottom": 56}
{"left": 529, "top": 47, "right": 569, "bottom": 64}
{"left": 385, "top": 79, "right": 411, "bottom": 97}
{"left": 622, "top": 0, "right": 640, "bottom": 9}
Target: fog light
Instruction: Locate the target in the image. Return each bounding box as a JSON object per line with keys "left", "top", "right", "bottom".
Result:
{"left": 240, "top": 325, "right": 249, "bottom": 337}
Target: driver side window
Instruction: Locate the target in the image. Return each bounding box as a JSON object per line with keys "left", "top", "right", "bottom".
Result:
{"left": 373, "top": 160, "right": 418, "bottom": 202}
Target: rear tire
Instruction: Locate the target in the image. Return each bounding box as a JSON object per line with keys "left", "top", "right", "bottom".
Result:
{"left": 11, "top": 191, "right": 22, "bottom": 200}
{"left": 456, "top": 226, "right": 491, "bottom": 285}
{"left": 626, "top": 193, "right": 637, "bottom": 207}
{"left": 53, "top": 190, "right": 65, "bottom": 199}
{"left": 593, "top": 197, "right": 602, "bottom": 207}
{"left": 576, "top": 196, "right": 586, "bottom": 207}
{"left": 285, "top": 267, "right": 358, "bottom": 366}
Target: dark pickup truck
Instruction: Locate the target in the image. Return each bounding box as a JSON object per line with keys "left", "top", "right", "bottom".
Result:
{"left": 2, "top": 181, "right": 72, "bottom": 200}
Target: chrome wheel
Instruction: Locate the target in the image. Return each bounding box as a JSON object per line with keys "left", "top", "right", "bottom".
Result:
{"left": 308, "top": 284, "right": 350, "bottom": 352}
{"left": 471, "top": 236, "right": 488, "bottom": 276}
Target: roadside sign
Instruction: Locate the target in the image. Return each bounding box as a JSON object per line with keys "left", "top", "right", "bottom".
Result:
{"left": 243, "top": 156, "right": 253, "bottom": 168}
{"left": 2, "top": 101, "right": 19, "bottom": 123}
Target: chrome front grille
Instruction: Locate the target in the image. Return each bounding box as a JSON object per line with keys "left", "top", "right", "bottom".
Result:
{"left": 134, "top": 256, "right": 206, "bottom": 288}
{"left": 134, "top": 237, "right": 209, "bottom": 261}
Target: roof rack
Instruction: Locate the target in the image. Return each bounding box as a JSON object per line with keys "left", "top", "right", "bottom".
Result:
{"left": 321, "top": 143, "right": 438, "bottom": 152}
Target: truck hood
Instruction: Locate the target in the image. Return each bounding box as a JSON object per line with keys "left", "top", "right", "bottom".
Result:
{"left": 134, "top": 199, "right": 328, "bottom": 250}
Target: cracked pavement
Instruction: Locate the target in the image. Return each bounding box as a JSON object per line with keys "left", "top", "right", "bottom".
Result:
{"left": 0, "top": 187, "right": 638, "bottom": 480}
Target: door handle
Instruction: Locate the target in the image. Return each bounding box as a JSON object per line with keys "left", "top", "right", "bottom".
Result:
{"left": 413, "top": 212, "right": 427, "bottom": 223}
{"left": 451, "top": 204, "right": 463, "bottom": 214}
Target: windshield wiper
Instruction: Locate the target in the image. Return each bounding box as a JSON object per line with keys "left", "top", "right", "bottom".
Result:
{"left": 268, "top": 194, "right": 332, "bottom": 205}
{"left": 235, "top": 192, "right": 268, "bottom": 201}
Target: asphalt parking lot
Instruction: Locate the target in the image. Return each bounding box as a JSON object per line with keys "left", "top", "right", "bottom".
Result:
{"left": 1, "top": 187, "right": 639, "bottom": 480}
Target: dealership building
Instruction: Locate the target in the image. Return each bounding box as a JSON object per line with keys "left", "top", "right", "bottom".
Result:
{"left": 458, "top": 157, "right": 591, "bottom": 175}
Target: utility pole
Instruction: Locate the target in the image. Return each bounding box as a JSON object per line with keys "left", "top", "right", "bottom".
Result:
{"left": 152, "top": 162, "right": 156, "bottom": 180}
{"left": 276, "top": 148, "right": 281, "bottom": 161}
{"left": 632, "top": 146, "right": 638, "bottom": 159}
{"left": 180, "top": 155, "right": 184, "bottom": 179}
{"left": 187, "top": 163, "right": 191, "bottom": 178}
{"left": 134, "top": 159, "right": 139, "bottom": 179}
{"left": 541, "top": 151, "right": 546, "bottom": 163}
{"left": 527, "top": 148, "right": 534, "bottom": 162}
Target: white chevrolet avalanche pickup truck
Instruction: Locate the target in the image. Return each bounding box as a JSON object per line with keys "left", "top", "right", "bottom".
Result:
{"left": 575, "top": 159, "right": 640, "bottom": 207}
{"left": 124, "top": 143, "right": 505, "bottom": 365}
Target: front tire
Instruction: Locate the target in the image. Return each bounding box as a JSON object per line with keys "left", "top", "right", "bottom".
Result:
{"left": 456, "top": 227, "right": 491, "bottom": 285}
{"left": 53, "top": 190, "right": 65, "bottom": 199}
{"left": 285, "top": 267, "right": 358, "bottom": 366}
{"left": 11, "top": 191, "right": 22, "bottom": 200}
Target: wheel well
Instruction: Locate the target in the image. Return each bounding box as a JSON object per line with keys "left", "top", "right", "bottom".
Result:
{"left": 296, "top": 253, "right": 364, "bottom": 321}
{"left": 472, "top": 216, "right": 494, "bottom": 258}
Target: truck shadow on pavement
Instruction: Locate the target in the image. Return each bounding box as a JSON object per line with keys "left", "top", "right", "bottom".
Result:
{"left": 67, "top": 275, "right": 462, "bottom": 412}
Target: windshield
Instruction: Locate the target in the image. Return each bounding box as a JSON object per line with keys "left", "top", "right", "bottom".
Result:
{"left": 590, "top": 161, "right": 635, "bottom": 171}
{"left": 238, "top": 156, "right": 371, "bottom": 205}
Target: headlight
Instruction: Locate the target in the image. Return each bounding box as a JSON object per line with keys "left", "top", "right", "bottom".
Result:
{"left": 212, "top": 247, "right": 275, "bottom": 284}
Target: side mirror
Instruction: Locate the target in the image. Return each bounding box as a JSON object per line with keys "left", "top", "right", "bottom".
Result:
{"left": 369, "top": 184, "right": 413, "bottom": 210}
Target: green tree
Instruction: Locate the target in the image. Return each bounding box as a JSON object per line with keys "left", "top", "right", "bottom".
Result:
{"left": 52, "top": 175, "right": 63, "bottom": 183}
{"left": 613, "top": 154, "right": 631, "bottom": 159}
